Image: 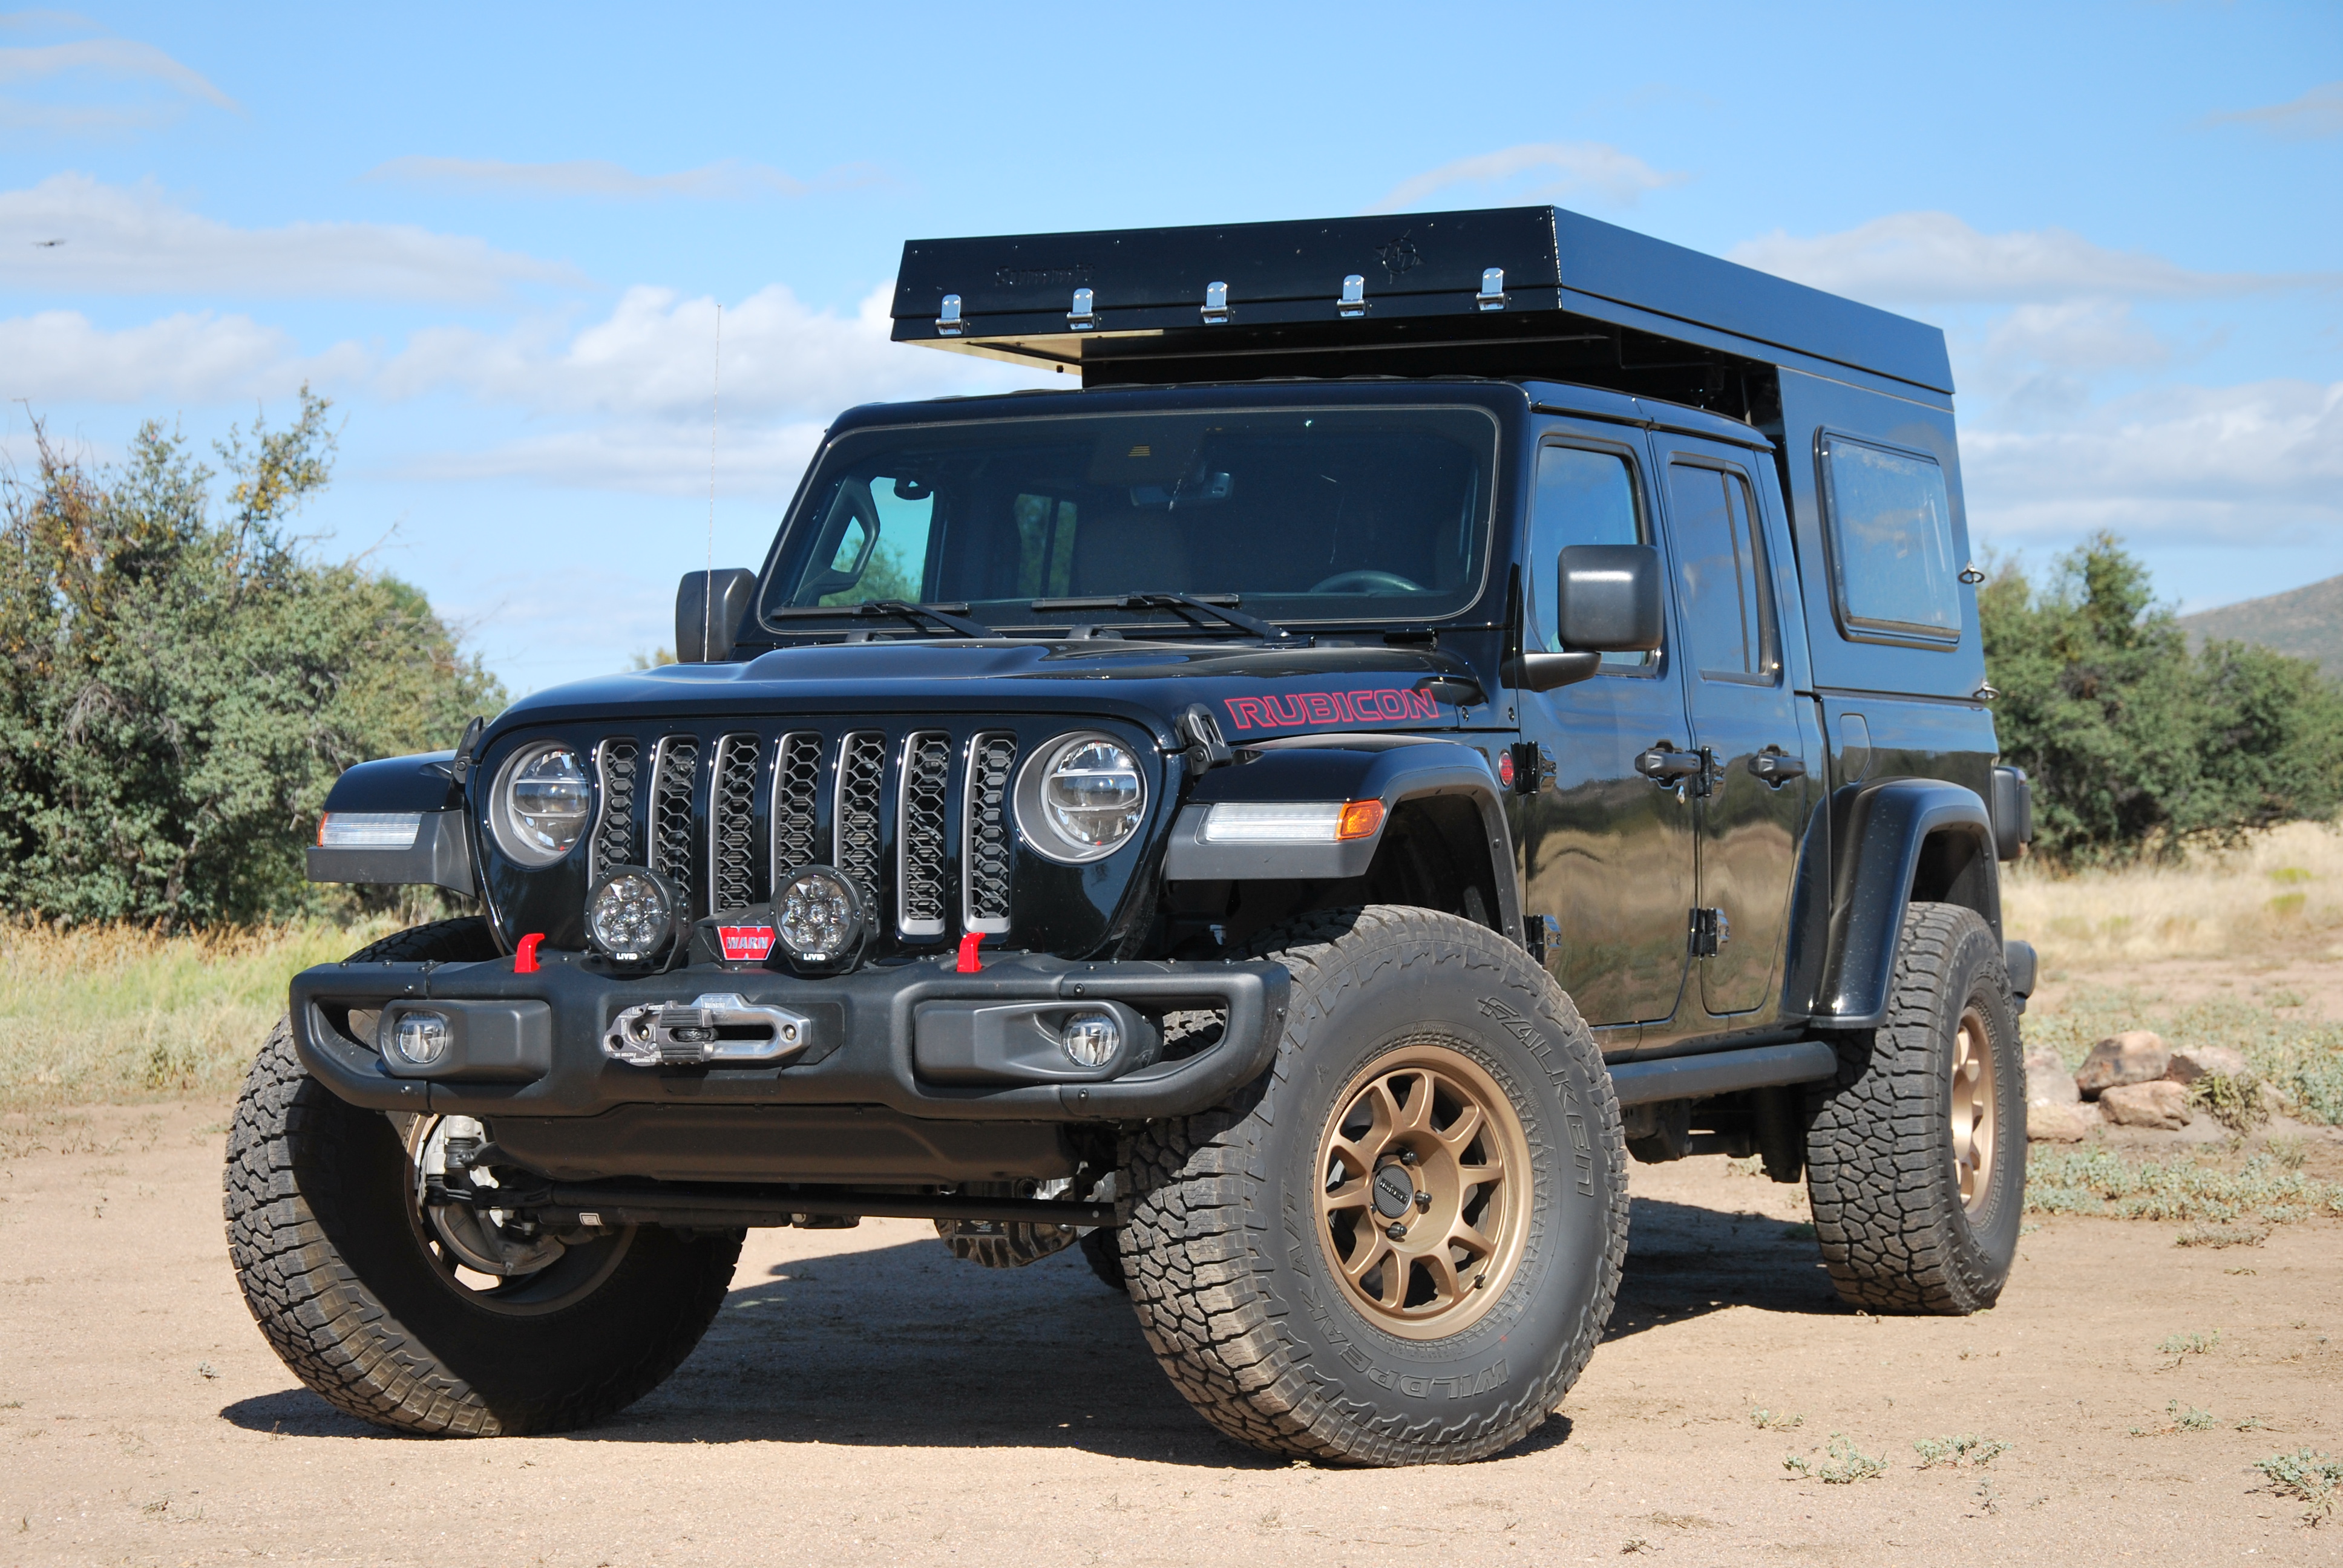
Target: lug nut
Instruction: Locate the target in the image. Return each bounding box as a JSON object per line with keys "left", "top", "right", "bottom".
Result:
{"left": 1415, "top": 1191, "right": 1432, "bottom": 1210}
{"left": 1385, "top": 1221, "right": 1407, "bottom": 1241}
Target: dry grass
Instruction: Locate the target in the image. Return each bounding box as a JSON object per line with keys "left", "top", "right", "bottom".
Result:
{"left": 0, "top": 918, "right": 391, "bottom": 1112}
{"left": 2004, "top": 818, "right": 2343, "bottom": 967}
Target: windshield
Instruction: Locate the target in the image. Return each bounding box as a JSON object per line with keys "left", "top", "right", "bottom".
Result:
{"left": 758, "top": 404, "right": 1497, "bottom": 633}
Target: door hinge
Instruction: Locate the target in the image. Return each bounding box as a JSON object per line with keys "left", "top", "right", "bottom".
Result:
{"left": 1689, "top": 907, "right": 1731, "bottom": 957}
{"left": 1504, "top": 742, "right": 1556, "bottom": 795}
{"left": 1525, "top": 913, "right": 1561, "bottom": 964}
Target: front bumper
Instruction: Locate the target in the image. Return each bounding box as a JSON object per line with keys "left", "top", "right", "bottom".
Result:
{"left": 290, "top": 949, "right": 1288, "bottom": 1128}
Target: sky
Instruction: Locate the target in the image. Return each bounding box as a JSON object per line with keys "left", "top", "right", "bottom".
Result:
{"left": 1, "top": 1, "right": 2336, "bottom": 696}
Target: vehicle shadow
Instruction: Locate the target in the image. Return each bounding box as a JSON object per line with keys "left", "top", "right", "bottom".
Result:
{"left": 221, "top": 1194, "right": 1837, "bottom": 1456}
{"left": 1605, "top": 1194, "right": 1846, "bottom": 1342}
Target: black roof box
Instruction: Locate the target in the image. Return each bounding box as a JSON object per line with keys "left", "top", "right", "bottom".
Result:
{"left": 892, "top": 206, "right": 1951, "bottom": 402}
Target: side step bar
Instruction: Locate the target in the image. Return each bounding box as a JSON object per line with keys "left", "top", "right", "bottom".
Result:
{"left": 1606, "top": 1040, "right": 1839, "bottom": 1107}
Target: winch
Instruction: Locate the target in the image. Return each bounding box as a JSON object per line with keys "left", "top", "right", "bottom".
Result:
{"left": 602, "top": 992, "right": 812, "bottom": 1067}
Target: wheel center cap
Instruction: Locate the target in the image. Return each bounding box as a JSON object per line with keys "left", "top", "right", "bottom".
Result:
{"left": 1372, "top": 1165, "right": 1417, "bottom": 1220}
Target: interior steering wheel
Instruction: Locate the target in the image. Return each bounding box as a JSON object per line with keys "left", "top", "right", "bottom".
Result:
{"left": 1310, "top": 570, "right": 1425, "bottom": 595}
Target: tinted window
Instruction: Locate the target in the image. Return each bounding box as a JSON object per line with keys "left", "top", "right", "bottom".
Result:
{"left": 1820, "top": 434, "right": 1960, "bottom": 643}
{"left": 761, "top": 405, "right": 1496, "bottom": 630}
{"left": 1528, "top": 444, "right": 1650, "bottom": 669}
{"left": 1667, "top": 462, "right": 1778, "bottom": 684}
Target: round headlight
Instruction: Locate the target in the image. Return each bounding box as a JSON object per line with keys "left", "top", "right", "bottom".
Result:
{"left": 775, "top": 864, "right": 868, "bottom": 975}
{"left": 586, "top": 866, "right": 678, "bottom": 965}
{"left": 1015, "top": 733, "right": 1146, "bottom": 864}
{"left": 491, "top": 742, "right": 591, "bottom": 867}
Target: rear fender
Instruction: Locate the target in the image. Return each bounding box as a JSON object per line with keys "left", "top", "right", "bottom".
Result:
{"left": 1162, "top": 736, "right": 1523, "bottom": 946}
{"left": 1808, "top": 777, "right": 1999, "bottom": 1028}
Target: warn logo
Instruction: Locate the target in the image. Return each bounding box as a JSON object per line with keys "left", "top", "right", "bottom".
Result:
{"left": 1222, "top": 687, "right": 1441, "bottom": 732}
{"left": 718, "top": 925, "right": 776, "bottom": 962}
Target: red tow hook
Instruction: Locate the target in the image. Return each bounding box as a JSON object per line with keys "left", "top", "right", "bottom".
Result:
{"left": 955, "top": 931, "right": 985, "bottom": 973}
{"left": 514, "top": 933, "right": 545, "bottom": 973}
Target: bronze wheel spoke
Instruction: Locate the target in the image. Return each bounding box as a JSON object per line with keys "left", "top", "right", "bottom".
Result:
{"left": 1313, "top": 1043, "right": 1535, "bottom": 1341}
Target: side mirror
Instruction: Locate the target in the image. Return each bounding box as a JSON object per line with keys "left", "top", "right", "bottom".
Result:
{"left": 1556, "top": 544, "right": 1663, "bottom": 652}
{"left": 675, "top": 569, "right": 757, "bottom": 663}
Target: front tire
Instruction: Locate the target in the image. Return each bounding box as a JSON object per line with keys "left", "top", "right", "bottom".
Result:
{"left": 1804, "top": 901, "right": 2025, "bottom": 1314}
{"left": 1119, "top": 907, "right": 1627, "bottom": 1465}
{"left": 223, "top": 921, "right": 740, "bottom": 1436}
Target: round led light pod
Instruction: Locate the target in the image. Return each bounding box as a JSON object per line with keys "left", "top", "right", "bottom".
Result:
{"left": 773, "top": 864, "right": 869, "bottom": 975}
{"left": 585, "top": 865, "right": 681, "bottom": 966}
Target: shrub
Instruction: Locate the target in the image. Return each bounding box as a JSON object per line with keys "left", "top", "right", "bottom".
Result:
{"left": 0, "top": 393, "right": 503, "bottom": 926}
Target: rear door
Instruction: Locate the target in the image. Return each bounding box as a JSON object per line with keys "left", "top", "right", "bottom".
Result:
{"left": 1651, "top": 435, "right": 1811, "bottom": 1019}
{"left": 1511, "top": 425, "right": 1696, "bottom": 1030}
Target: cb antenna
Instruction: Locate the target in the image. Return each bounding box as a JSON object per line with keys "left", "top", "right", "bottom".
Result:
{"left": 705, "top": 301, "right": 723, "bottom": 658}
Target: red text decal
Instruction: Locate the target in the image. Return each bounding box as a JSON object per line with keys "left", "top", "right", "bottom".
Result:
{"left": 1222, "top": 687, "right": 1442, "bottom": 733}
{"left": 719, "top": 925, "right": 777, "bottom": 962}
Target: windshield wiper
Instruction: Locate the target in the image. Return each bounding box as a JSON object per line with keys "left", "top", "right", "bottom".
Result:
{"left": 1031, "top": 592, "right": 1291, "bottom": 641}
{"left": 768, "top": 599, "right": 994, "bottom": 637}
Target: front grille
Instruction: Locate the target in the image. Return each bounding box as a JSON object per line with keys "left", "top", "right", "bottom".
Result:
{"left": 649, "top": 736, "right": 700, "bottom": 909}
{"left": 963, "top": 733, "right": 1017, "bottom": 933}
{"left": 835, "top": 732, "right": 887, "bottom": 913}
{"left": 580, "top": 721, "right": 1051, "bottom": 945}
{"left": 709, "top": 734, "right": 761, "bottom": 913}
{"left": 589, "top": 739, "right": 640, "bottom": 883}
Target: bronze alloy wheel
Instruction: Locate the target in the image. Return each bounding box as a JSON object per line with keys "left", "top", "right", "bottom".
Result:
{"left": 1949, "top": 1004, "right": 1997, "bottom": 1212}
{"left": 1314, "top": 1042, "right": 1534, "bottom": 1341}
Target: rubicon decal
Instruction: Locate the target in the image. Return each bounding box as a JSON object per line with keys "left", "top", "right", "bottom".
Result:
{"left": 718, "top": 925, "right": 777, "bottom": 962}
{"left": 1222, "top": 687, "right": 1441, "bottom": 732}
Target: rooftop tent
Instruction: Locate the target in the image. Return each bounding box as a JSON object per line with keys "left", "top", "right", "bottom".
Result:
{"left": 890, "top": 206, "right": 1953, "bottom": 420}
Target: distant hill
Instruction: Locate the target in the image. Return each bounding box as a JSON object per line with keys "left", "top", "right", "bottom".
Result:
{"left": 2180, "top": 574, "right": 2343, "bottom": 679}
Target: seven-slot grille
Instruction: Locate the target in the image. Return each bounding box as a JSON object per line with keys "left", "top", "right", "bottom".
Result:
{"left": 586, "top": 725, "right": 1026, "bottom": 942}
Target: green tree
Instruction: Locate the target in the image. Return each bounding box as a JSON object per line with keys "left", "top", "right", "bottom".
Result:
{"left": 1982, "top": 532, "right": 2343, "bottom": 863}
{"left": 0, "top": 390, "right": 505, "bottom": 926}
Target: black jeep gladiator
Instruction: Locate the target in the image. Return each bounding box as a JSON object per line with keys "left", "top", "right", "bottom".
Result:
{"left": 227, "top": 205, "right": 2036, "bottom": 1465}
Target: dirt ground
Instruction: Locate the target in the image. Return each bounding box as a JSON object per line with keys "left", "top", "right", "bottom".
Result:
{"left": 2, "top": 1071, "right": 2337, "bottom": 1568}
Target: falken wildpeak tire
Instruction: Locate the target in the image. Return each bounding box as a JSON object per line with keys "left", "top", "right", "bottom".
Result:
{"left": 1117, "top": 906, "right": 1628, "bottom": 1466}
{"left": 1804, "top": 901, "right": 2026, "bottom": 1315}
{"left": 223, "top": 921, "right": 741, "bottom": 1436}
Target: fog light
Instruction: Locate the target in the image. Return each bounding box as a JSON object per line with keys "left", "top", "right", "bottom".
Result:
{"left": 1060, "top": 1010, "right": 1120, "bottom": 1068}
{"left": 387, "top": 1010, "right": 451, "bottom": 1068}
{"left": 774, "top": 864, "right": 868, "bottom": 975}
{"left": 586, "top": 866, "right": 680, "bottom": 965}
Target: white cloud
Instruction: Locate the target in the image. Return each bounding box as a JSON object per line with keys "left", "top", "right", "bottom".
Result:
{"left": 0, "top": 307, "right": 365, "bottom": 402}
{"left": 1964, "top": 379, "right": 2343, "bottom": 543}
{"left": 362, "top": 155, "right": 880, "bottom": 201}
{"left": 385, "top": 281, "right": 1055, "bottom": 422}
{"left": 1981, "top": 301, "right": 2169, "bottom": 378}
{"left": 0, "top": 15, "right": 238, "bottom": 130}
{"left": 1366, "top": 142, "right": 1684, "bottom": 215}
{"left": 384, "top": 281, "right": 1063, "bottom": 494}
{"left": 2206, "top": 80, "right": 2343, "bottom": 141}
{"left": 0, "top": 172, "right": 582, "bottom": 301}
{"left": 1728, "top": 212, "right": 2326, "bottom": 306}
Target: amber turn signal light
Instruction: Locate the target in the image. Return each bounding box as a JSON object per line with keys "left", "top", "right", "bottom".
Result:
{"left": 1335, "top": 800, "right": 1385, "bottom": 840}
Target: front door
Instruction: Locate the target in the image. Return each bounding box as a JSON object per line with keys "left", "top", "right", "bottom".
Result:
{"left": 1512, "top": 431, "right": 1696, "bottom": 1028}
{"left": 1654, "top": 439, "right": 1810, "bottom": 1018}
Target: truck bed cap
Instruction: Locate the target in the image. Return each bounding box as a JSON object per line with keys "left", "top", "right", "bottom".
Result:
{"left": 892, "top": 206, "right": 1952, "bottom": 397}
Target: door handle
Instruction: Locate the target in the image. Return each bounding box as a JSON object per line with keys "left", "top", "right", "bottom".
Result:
{"left": 1634, "top": 745, "right": 1705, "bottom": 783}
{"left": 1748, "top": 751, "right": 1807, "bottom": 786}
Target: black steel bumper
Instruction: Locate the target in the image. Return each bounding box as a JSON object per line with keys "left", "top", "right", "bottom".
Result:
{"left": 290, "top": 949, "right": 1289, "bottom": 1127}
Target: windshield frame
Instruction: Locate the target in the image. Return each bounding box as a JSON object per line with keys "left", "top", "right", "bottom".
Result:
{"left": 747, "top": 383, "right": 1516, "bottom": 641}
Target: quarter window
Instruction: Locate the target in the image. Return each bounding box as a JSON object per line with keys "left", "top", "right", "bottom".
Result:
{"left": 1667, "top": 462, "right": 1778, "bottom": 684}
{"left": 1819, "top": 434, "right": 1961, "bottom": 644}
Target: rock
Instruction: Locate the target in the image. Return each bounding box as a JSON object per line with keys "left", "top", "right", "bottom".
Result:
{"left": 2075, "top": 1030, "right": 2169, "bottom": 1099}
{"left": 2027, "top": 1101, "right": 2091, "bottom": 1143}
{"left": 2258, "top": 1081, "right": 2289, "bottom": 1117}
{"left": 2164, "top": 1045, "right": 2250, "bottom": 1085}
{"left": 2099, "top": 1079, "right": 2194, "bottom": 1130}
{"left": 2026, "top": 1048, "right": 2080, "bottom": 1106}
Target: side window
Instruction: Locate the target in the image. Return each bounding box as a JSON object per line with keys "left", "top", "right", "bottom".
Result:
{"left": 1818, "top": 434, "right": 1960, "bottom": 644}
{"left": 806, "top": 475, "right": 934, "bottom": 607}
{"left": 1666, "top": 462, "right": 1779, "bottom": 684}
{"left": 1529, "top": 443, "right": 1651, "bottom": 669}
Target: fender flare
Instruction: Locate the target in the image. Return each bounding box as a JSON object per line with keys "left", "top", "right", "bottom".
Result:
{"left": 304, "top": 751, "right": 476, "bottom": 897}
{"left": 1162, "top": 736, "right": 1524, "bottom": 947}
{"left": 1809, "top": 777, "right": 1999, "bottom": 1029}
